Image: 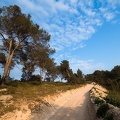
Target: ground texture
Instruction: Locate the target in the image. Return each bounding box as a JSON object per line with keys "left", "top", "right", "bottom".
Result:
{"left": 30, "top": 84, "right": 97, "bottom": 120}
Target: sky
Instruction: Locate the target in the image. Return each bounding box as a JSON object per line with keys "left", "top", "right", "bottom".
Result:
{"left": 0, "top": 0, "right": 120, "bottom": 79}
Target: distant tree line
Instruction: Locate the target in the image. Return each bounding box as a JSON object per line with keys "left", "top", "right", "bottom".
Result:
{"left": 0, "top": 5, "right": 84, "bottom": 85}
{"left": 85, "top": 65, "right": 120, "bottom": 91}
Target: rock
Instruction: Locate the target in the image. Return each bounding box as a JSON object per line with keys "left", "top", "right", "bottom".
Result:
{"left": 105, "top": 104, "right": 120, "bottom": 120}
{"left": 31, "top": 101, "right": 52, "bottom": 113}
{"left": 0, "top": 95, "right": 13, "bottom": 101}
{"left": 0, "top": 88, "right": 8, "bottom": 92}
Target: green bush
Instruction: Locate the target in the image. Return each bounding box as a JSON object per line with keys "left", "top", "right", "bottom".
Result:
{"left": 104, "top": 113, "right": 114, "bottom": 120}
{"left": 105, "top": 96, "right": 120, "bottom": 108}
{"left": 94, "top": 97, "right": 104, "bottom": 105}
{"left": 28, "top": 81, "right": 41, "bottom": 85}
{"left": 6, "top": 81, "right": 19, "bottom": 87}
{"left": 97, "top": 104, "right": 109, "bottom": 118}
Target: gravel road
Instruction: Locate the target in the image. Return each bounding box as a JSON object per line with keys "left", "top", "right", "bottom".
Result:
{"left": 30, "top": 84, "right": 97, "bottom": 120}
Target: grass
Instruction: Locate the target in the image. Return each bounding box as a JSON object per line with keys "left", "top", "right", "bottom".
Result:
{"left": 105, "top": 90, "right": 120, "bottom": 108}
{"left": 0, "top": 102, "right": 16, "bottom": 116}
{"left": 5, "top": 81, "right": 84, "bottom": 100}
{"left": 0, "top": 81, "right": 84, "bottom": 117}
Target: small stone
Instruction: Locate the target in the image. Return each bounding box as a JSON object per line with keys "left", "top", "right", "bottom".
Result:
{"left": 0, "top": 88, "right": 8, "bottom": 92}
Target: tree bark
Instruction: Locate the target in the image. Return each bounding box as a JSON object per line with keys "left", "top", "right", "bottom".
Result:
{"left": 1, "top": 40, "right": 20, "bottom": 85}
{"left": 39, "top": 71, "right": 42, "bottom": 84}
{"left": 1, "top": 52, "right": 14, "bottom": 85}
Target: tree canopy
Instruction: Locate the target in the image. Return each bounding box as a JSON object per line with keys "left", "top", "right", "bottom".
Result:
{"left": 85, "top": 65, "right": 120, "bottom": 91}
{"left": 0, "top": 5, "right": 55, "bottom": 85}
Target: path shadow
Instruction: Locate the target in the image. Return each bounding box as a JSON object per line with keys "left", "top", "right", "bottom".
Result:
{"left": 30, "top": 91, "right": 98, "bottom": 120}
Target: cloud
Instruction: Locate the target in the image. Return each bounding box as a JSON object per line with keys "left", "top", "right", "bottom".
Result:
{"left": 104, "top": 12, "right": 115, "bottom": 21}
{"left": 56, "top": 1, "right": 70, "bottom": 11}
{"left": 54, "top": 53, "right": 105, "bottom": 74}
{"left": 69, "top": 58, "right": 105, "bottom": 74}
{"left": 72, "top": 42, "right": 86, "bottom": 50}
{"left": 2, "top": 0, "right": 118, "bottom": 53}
{"left": 108, "top": 0, "right": 120, "bottom": 8}
{"left": 78, "top": 1, "right": 95, "bottom": 16}
{"left": 99, "top": 7, "right": 116, "bottom": 21}
{"left": 1, "top": 0, "right": 120, "bottom": 77}
{"left": 12, "top": 0, "right": 95, "bottom": 51}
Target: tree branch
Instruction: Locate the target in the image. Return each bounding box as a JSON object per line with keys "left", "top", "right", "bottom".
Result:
{"left": 0, "top": 32, "right": 10, "bottom": 45}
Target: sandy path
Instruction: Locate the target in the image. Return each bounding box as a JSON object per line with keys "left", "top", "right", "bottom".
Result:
{"left": 30, "top": 84, "right": 97, "bottom": 120}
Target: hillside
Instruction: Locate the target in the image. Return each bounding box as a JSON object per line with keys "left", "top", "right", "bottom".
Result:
{"left": 0, "top": 82, "right": 83, "bottom": 120}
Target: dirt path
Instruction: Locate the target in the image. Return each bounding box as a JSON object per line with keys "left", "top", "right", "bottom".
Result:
{"left": 30, "top": 84, "right": 97, "bottom": 120}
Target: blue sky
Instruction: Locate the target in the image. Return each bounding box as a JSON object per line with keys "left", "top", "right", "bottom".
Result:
{"left": 0, "top": 0, "right": 120, "bottom": 79}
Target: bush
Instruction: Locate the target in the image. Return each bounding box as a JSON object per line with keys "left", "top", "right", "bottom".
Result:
{"left": 94, "top": 98, "right": 104, "bottom": 105}
{"left": 104, "top": 113, "right": 114, "bottom": 120}
{"left": 7, "top": 81, "right": 19, "bottom": 87}
{"left": 97, "top": 104, "right": 109, "bottom": 118}
{"left": 28, "top": 81, "right": 41, "bottom": 85}
{"left": 105, "top": 96, "right": 120, "bottom": 108}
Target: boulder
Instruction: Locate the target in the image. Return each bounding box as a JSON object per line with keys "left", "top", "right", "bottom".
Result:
{"left": 0, "top": 88, "right": 8, "bottom": 92}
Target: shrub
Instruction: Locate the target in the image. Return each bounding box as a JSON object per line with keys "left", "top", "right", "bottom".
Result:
{"left": 94, "top": 97, "right": 104, "bottom": 105}
{"left": 104, "top": 113, "right": 114, "bottom": 120}
{"left": 6, "top": 81, "right": 19, "bottom": 87}
{"left": 97, "top": 104, "right": 109, "bottom": 118}
{"left": 105, "top": 96, "right": 120, "bottom": 108}
{"left": 29, "top": 81, "right": 41, "bottom": 85}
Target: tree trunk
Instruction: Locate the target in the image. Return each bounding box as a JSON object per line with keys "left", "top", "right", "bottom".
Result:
{"left": 44, "top": 72, "right": 47, "bottom": 82}
{"left": 1, "top": 52, "right": 14, "bottom": 85}
{"left": 66, "top": 69, "right": 71, "bottom": 83}
{"left": 1, "top": 40, "right": 20, "bottom": 85}
{"left": 39, "top": 69, "right": 42, "bottom": 84}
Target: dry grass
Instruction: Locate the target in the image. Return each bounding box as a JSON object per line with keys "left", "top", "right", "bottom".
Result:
{"left": 0, "top": 81, "right": 84, "bottom": 117}
{"left": 5, "top": 82, "right": 83, "bottom": 101}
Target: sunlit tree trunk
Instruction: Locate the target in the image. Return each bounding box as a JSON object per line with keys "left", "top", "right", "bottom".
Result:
{"left": 2, "top": 52, "right": 14, "bottom": 85}
{"left": 1, "top": 41, "right": 20, "bottom": 85}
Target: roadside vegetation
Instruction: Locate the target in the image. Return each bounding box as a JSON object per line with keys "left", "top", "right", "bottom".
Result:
{"left": 0, "top": 5, "right": 86, "bottom": 117}
{"left": 0, "top": 81, "right": 84, "bottom": 100}
{"left": 0, "top": 5, "right": 84, "bottom": 86}
{"left": 0, "top": 81, "right": 85, "bottom": 117}
{"left": 86, "top": 65, "right": 120, "bottom": 108}
{"left": 105, "top": 90, "right": 120, "bottom": 108}
{"left": 96, "top": 104, "right": 109, "bottom": 118}
{"left": 0, "top": 4, "right": 120, "bottom": 119}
